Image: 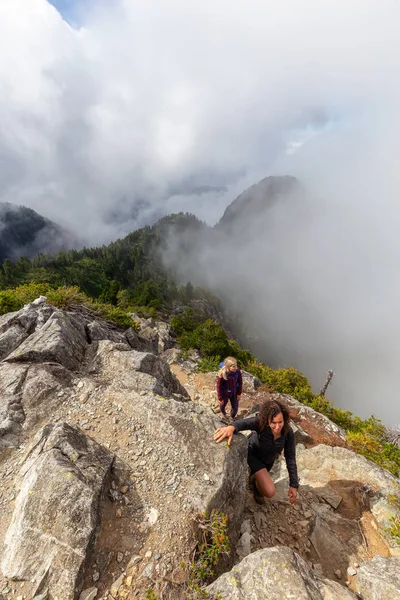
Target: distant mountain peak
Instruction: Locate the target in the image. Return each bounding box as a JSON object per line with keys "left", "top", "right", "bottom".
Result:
{"left": 0, "top": 202, "right": 80, "bottom": 263}
{"left": 217, "top": 175, "right": 300, "bottom": 234}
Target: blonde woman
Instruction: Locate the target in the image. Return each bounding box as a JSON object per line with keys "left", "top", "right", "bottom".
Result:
{"left": 216, "top": 357, "right": 242, "bottom": 421}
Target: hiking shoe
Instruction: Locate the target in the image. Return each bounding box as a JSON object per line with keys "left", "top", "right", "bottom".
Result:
{"left": 250, "top": 475, "right": 265, "bottom": 505}
{"left": 220, "top": 415, "right": 230, "bottom": 425}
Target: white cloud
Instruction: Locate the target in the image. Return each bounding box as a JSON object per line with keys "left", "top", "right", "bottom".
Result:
{"left": 0, "top": 0, "right": 397, "bottom": 241}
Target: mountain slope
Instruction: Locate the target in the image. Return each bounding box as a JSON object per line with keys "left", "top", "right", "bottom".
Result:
{"left": 0, "top": 176, "right": 298, "bottom": 304}
{"left": 216, "top": 175, "right": 300, "bottom": 235}
{"left": 0, "top": 202, "right": 79, "bottom": 263}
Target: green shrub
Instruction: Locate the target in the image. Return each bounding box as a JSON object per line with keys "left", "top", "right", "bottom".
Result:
{"left": 388, "top": 514, "right": 400, "bottom": 546}
{"left": 0, "top": 283, "right": 140, "bottom": 330}
{"left": 90, "top": 302, "right": 138, "bottom": 329}
{"left": 198, "top": 356, "right": 222, "bottom": 372}
{"left": 246, "top": 363, "right": 315, "bottom": 403}
{"left": 132, "top": 278, "right": 164, "bottom": 307}
{"left": 179, "top": 320, "right": 231, "bottom": 358}
{"left": 130, "top": 305, "right": 159, "bottom": 319}
{"left": 190, "top": 510, "right": 230, "bottom": 586}
{"left": 98, "top": 279, "right": 120, "bottom": 305}
{"left": 347, "top": 432, "right": 400, "bottom": 478}
{"left": 170, "top": 307, "right": 206, "bottom": 337}
{"left": 117, "top": 290, "right": 159, "bottom": 319}
{"left": 386, "top": 491, "right": 400, "bottom": 546}
{"left": 0, "top": 281, "right": 51, "bottom": 314}
{"left": 347, "top": 415, "right": 386, "bottom": 437}
{"left": 226, "top": 339, "right": 255, "bottom": 368}
{"left": 46, "top": 285, "right": 91, "bottom": 309}
{"left": 305, "top": 395, "right": 359, "bottom": 431}
{"left": 116, "top": 288, "right": 134, "bottom": 308}
{"left": 0, "top": 289, "right": 24, "bottom": 314}
{"left": 170, "top": 310, "right": 255, "bottom": 370}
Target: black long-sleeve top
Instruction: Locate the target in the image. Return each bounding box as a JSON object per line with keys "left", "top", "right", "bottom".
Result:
{"left": 233, "top": 416, "right": 299, "bottom": 488}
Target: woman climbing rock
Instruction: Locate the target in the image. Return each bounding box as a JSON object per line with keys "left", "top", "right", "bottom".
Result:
{"left": 214, "top": 399, "right": 299, "bottom": 504}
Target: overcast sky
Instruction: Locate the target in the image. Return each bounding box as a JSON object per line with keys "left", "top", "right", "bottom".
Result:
{"left": 1, "top": 0, "right": 400, "bottom": 421}
{"left": 1, "top": 0, "right": 396, "bottom": 242}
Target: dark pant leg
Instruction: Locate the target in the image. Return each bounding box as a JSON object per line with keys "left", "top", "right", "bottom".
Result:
{"left": 229, "top": 394, "right": 239, "bottom": 418}
{"left": 219, "top": 399, "right": 228, "bottom": 416}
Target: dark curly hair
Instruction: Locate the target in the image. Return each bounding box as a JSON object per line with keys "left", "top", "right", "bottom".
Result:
{"left": 259, "top": 400, "right": 290, "bottom": 433}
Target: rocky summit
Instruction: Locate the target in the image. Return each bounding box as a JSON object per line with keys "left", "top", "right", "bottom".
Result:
{"left": 0, "top": 299, "right": 399, "bottom": 600}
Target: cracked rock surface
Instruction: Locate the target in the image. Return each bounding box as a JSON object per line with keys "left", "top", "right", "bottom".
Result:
{"left": 1, "top": 422, "right": 114, "bottom": 600}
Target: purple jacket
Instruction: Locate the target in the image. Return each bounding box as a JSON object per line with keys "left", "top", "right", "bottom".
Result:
{"left": 216, "top": 370, "right": 243, "bottom": 402}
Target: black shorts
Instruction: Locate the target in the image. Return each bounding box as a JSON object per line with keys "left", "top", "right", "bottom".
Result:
{"left": 248, "top": 453, "right": 274, "bottom": 475}
{"left": 247, "top": 432, "right": 275, "bottom": 474}
{"left": 247, "top": 450, "right": 274, "bottom": 476}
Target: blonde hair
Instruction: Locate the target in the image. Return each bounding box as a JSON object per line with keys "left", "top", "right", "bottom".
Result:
{"left": 218, "top": 356, "right": 238, "bottom": 380}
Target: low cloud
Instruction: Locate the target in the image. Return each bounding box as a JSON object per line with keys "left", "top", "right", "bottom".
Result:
{"left": 1, "top": 1, "right": 397, "bottom": 239}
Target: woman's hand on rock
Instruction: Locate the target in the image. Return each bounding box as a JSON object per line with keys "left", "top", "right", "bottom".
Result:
{"left": 288, "top": 487, "right": 298, "bottom": 504}
{"left": 214, "top": 425, "right": 235, "bottom": 446}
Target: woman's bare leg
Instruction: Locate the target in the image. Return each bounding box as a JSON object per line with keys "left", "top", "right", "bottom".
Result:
{"left": 254, "top": 468, "right": 276, "bottom": 498}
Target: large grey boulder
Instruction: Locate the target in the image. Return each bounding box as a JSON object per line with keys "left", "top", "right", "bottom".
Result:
{"left": 129, "top": 317, "right": 176, "bottom": 355}
{"left": 5, "top": 310, "right": 88, "bottom": 371}
{"left": 90, "top": 341, "right": 253, "bottom": 534}
{"left": 86, "top": 320, "right": 128, "bottom": 345}
{"left": 138, "top": 392, "right": 248, "bottom": 513}
{"left": 0, "top": 305, "right": 53, "bottom": 360}
{"left": 0, "top": 323, "right": 29, "bottom": 361}
{"left": 309, "top": 513, "right": 361, "bottom": 582}
{"left": 124, "top": 326, "right": 157, "bottom": 352}
{"left": 241, "top": 369, "right": 262, "bottom": 393}
{"left": 154, "top": 321, "right": 176, "bottom": 353}
{"left": 0, "top": 363, "right": 28, "bottom": 449}
{"left": 0, "top": 307, "right": 38, "bottom": 336}
{"left": 293, "top": 444, "right": 400, "bottom": 555}
{"left": 206, "top": 547, "right": 358, "bottom": 599}
{"left": 90, "top": 340, "right": 190, "bottom": 399}
{"left": 354, "top": 555, "right": 400, "bottom": 599}
{"left": 1, "top": 422, "right": 114, "bottom": 600}
{"left": 0, "top": 361, "right": 74, "bottom": 451}
{"left": 136, "top": 324, "right": 159, "bottom": 354}
{"left": 21, "top": 363, "right": 74, "bottom": 431}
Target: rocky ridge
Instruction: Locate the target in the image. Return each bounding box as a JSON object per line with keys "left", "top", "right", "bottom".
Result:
{"left": 0, "top": 300, "right": 399, "bottom": 600}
